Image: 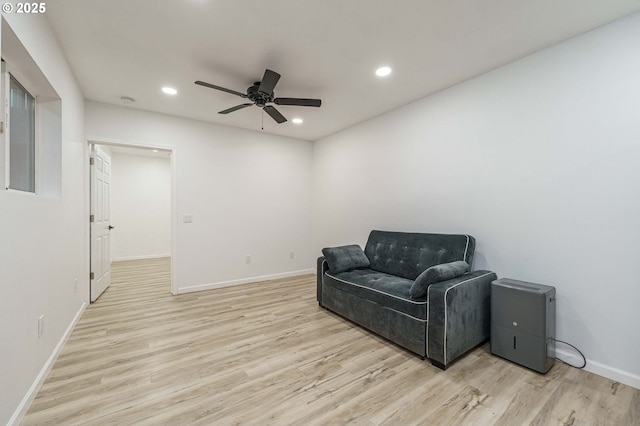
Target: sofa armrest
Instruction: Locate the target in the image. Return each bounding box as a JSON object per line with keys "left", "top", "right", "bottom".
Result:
{"left": 317, "top": 256, "right": 329, "bottom": 306}
{"left": 427, "top": 270, "right": 497, "bottom": 369}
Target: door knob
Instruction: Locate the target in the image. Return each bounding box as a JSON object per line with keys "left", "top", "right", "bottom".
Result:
{"left": 108, "top": 225, "right": 115, "bottom": 230}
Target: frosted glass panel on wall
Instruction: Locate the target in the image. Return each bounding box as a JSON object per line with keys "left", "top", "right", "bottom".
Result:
{"left": 37, "top": 100, "right": 62, "bottom": 198}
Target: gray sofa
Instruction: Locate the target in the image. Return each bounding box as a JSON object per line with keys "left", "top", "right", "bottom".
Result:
{"left": 317, "top": 230, "right": 497, "bottom": 369}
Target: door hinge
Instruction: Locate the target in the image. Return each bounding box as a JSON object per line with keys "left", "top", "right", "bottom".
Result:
{"left": 90, "top": 272, "right": 95, "bottom": 280}
{"left": 90, "top": 214, "right": 95, "bottom": 222}
{"left": 89, "top": 157, "right": 95, "bottom": 165}
{"left": 0, "top": 121, "right": 4, "bottom": 133}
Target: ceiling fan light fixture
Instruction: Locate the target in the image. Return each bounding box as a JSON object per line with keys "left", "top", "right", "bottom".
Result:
{"left": 162, "top": 86, "right": 178, "bottom": 95}
{"left": 375, "top": 66, "right": 392, "bottom": 77}
{"left": 292, "top": 118, "right": 303, "bottom": 124}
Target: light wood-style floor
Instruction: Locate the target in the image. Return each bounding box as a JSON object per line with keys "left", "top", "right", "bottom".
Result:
{"left": 23, "top": 258, "right": 639, "bottom": 425}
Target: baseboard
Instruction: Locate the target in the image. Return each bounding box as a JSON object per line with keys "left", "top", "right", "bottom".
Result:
{"left": 178, "top": 269, "right": 315, "bottom": 294}
{"left": 112, "top": 254, "right": 170, "bottom": 262}
{"left": 8, "top": 301, "right": 87, "bottom": 426}
{"left": 556, "top": 348, "right": 640, "bottom": 390}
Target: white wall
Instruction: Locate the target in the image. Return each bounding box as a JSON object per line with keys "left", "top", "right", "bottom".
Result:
{"left": 0, "top": 15, "right": 87, "bottom": 424}
{"left": 110, "top": 151, "right": 171, "bottom": 261}
{"left": 313, "top": 13, "right": 640, "bottom": 386}
{"left": 86, "top": 101, "right": 314, "bottom": 292}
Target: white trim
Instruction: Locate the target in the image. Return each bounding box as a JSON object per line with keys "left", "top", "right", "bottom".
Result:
{"left": 178, "top": 269, "right": 315, "bottom": 294}
{"left": 463, "top": 235, "right": 469, "bottom": 261}
{"left": 8, "top": 302, "right": 87, "bottom": 426}
{"left": 86, "top": 135, "right": 173, "bottom": 152}
{"left": 426, "top": 286, "right": 430, "bottom": 358}
{"left": 4, "top": 188, "right": 37, "bottom": 197}
{"left": 378, "top": 306, "right": 427, "bottom": 321}
{"left": 112, "top": 254, "right": 171, "bottom": 262}
{"left": 321, "top": 258, "right": 328, "bottom": 273}
{"left": 555, "top": 348, "right": 640, "bottom": 390}
{"left": 325, "top": 272, "right": 427, "bottom": 305}
{"left": 439, "top": 271, "right": 494, "bottom": 366}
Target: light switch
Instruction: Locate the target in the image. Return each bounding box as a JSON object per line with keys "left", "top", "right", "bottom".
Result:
{"left": 183, "top": 214, "right": 193, "bottom": 223}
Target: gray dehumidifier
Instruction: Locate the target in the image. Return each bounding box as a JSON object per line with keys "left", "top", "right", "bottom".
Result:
{"left": 490, "top": 278, "right": 556, "bottom": 373}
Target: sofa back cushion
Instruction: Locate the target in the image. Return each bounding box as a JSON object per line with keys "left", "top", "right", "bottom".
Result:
{"left": 364, "top": 230, "right": 475, "bottom": 280}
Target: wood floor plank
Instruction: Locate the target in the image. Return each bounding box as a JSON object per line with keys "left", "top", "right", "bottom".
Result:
{"left": 21, "top": 258, "right": 640, "bottom": 425}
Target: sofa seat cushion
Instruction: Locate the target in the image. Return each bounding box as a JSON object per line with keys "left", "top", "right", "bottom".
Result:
{"left": 324, "top": 268, "right": 427, "bottom": 320}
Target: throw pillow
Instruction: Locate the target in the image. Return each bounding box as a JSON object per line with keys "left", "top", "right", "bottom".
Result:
{"left": 322, "top": 244, "right": 370, "bottom": 273}
{"left": 409, "top": 260, "right": 469, "bottom": 299}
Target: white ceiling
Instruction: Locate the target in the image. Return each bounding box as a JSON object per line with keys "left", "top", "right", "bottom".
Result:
{"left": 46, "top": 0, "right": 640, "bottom": 141}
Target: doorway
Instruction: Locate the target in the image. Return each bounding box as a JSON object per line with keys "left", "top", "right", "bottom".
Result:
{"left": 88, "top": 141, "right": 176, "bottom": 300}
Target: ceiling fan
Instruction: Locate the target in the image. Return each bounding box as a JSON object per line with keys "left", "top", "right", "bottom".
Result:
{"left": 195, "top": 69, "right": 321, "bottom": 124}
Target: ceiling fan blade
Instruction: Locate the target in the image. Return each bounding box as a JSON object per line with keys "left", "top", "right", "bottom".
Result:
{"left": 195, "top": 80, "right": 247, "bottom": 98}
{"left": 258, "top": 69, "right": 281, "bottom": 95}
{"left": 263, "top": 105, "right": 287, "bottom": 123}
{"left": 219, "top": 103, "right": 254, "bottom": 114}
{"left": 274, "top": 98, "right": 322, "bottom": 107}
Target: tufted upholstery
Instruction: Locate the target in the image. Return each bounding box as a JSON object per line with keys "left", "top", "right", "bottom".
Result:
{"left": 364, "top": 230, "right": 475, "bottom": 280}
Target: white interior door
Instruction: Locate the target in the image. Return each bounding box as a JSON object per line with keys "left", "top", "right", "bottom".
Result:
{"left": 90, "top": 146, "right": 112, "bottom": 302}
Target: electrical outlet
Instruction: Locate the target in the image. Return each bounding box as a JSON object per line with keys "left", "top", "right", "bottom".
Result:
{"left": 245, "top": 255, "right": 251, "bottom": 264}
{"left": 38, "top": 315, "right": 44, "bottom": 337}
{"left": 74, "top": 278, "right": 78, "bottom": 293}
{"left": 289, "top": 251, "right": 295, "bottom": 259}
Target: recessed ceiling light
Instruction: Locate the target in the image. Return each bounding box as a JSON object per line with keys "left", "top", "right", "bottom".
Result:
{"left": 292, "top": 118, "right": 303, "bottom": 124}
{"left": 375, "top": 66, "right": 392, "bottom": 77}
{"left": 162, "top": 87, "right": 178, "bottom": 95}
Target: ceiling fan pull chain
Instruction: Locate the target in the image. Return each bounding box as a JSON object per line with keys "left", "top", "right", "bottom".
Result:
{"left": 262, "top": 109, "right": 264, "bottom": 130}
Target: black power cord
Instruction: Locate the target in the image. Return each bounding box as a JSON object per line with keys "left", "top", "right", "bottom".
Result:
{"left": 553, "top": 338, "right": 586, "bottom": 369}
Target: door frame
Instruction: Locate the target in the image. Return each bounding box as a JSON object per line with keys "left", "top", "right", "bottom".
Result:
{"left": 86, "top": 137, "right": 178, "bottom": 295}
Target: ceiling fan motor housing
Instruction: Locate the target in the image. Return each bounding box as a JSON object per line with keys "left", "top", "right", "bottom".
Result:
{"left": 248, "top": 83, "right": 273, "bottom": 107}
